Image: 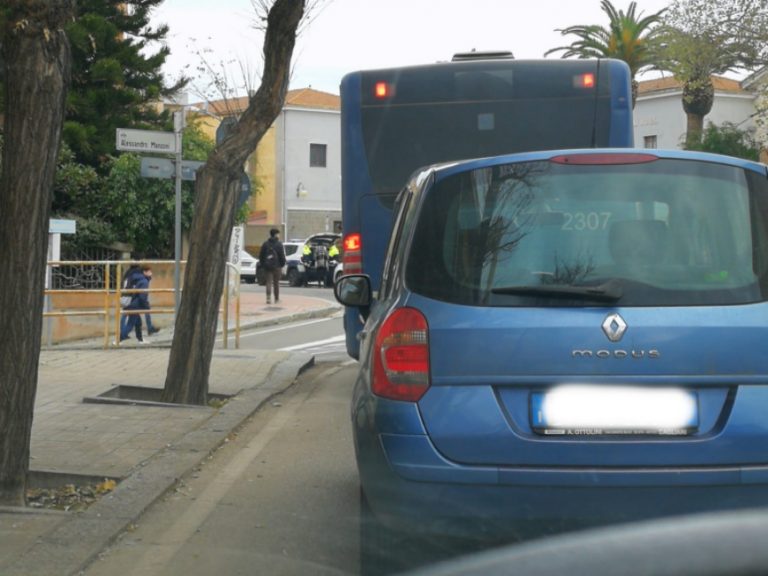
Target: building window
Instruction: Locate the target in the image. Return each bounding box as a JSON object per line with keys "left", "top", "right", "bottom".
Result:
{"left": 644, "top": 135, "right": 658, "bottom": 149}
{"left": 310, "top": 143, "right": 327, "bottom": 167}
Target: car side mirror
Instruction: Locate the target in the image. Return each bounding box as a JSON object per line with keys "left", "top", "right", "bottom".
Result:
{"left": 334, "top": 274, "right": 372, "bottom": 308}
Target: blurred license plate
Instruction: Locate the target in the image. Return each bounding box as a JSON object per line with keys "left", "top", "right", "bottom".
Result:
{"left": 531, "top": 385, "right": 698, "bottom": 436}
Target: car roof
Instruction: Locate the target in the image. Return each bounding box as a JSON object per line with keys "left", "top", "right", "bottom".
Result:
{"left": 421, "top": 148, "right": 768, "bottom": 184}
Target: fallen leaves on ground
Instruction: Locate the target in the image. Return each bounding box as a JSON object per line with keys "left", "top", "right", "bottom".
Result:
{"left": 26, "top": 478, "right": 118, "bottom": 511}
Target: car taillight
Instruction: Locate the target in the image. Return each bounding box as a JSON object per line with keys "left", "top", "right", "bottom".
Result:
{"left": 343, "top": 232, "right": 362, "bottom": 274}
{"left": 372, "top": 308, "right": 430, "bottom": 402}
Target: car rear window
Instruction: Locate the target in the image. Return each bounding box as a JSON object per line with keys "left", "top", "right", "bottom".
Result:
{"left": 285, "top": 244, "right": 299, "bottom": 257}
{"left": 406, "top": 158, "right": 768, "bottom": 306}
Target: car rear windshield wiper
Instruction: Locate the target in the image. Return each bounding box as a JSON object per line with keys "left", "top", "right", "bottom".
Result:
{"left": 491, "top": 279, "right": 623, "bottom": 302}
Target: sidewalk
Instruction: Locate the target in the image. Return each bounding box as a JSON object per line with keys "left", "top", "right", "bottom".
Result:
{"left": 0, "top": 290, "right": 343, "bottom": 576}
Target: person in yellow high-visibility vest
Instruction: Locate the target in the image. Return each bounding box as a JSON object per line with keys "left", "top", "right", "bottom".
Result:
{"left": 301, "top": 243, "right": 314, "bottom": 266}
{"left": 300, "top": 243, "right": 315, "bottom": 286}
{"left": 327, "top": 242, "right": 341, "bottom": 287}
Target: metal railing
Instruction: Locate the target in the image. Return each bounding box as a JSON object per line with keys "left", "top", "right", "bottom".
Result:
{"left": 43, "top": 260, "right": 241, "bottom": 349}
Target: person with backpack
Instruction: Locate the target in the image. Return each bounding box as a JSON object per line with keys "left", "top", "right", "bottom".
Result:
{"left": 118, "top": 264, "right": 149, "bottom": 344}
{"left": 142, "top": 265, "right": 159, "bottom": 335}
{"left": 259, "top": 228, "right": 286, "bottom": 304}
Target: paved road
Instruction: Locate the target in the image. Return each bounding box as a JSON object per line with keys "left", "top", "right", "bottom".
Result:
{"left": 238, "top": 285, "right": 349, "bottom": 362}
{"left": 83, "top": 361, "right": 361, "bottom": 576}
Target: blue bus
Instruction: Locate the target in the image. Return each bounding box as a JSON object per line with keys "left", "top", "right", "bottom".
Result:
{"left": 340, "top": 55, "right": 635, "bottom": 358}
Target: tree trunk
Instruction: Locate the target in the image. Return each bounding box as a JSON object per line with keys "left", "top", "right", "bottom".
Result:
{"left": 682, "top": 75, "right": 714, "bottom": 148}
{"left": 162, "top": 0, "right": 305, "bottom": 405}
{"left": 685, "top": 112, "right": 706, "bottom": 148}
{"left": 0, "top": 0, "right": 73, "bottom": 505}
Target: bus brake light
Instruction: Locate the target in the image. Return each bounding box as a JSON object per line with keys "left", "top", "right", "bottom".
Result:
{"left": 374, "top": 81, "right": 394, "bottom": 99}
{"left": 575, "top": 73, "right": 595, "bottom": 89}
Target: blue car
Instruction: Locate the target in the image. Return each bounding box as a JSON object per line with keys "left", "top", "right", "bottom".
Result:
{"left": 335, "top": 149, "right": 768, "bottom": 552}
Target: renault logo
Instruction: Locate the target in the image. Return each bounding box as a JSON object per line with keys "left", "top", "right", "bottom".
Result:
{"left": 602, "top": 313, "right": 627, "bottom": 342}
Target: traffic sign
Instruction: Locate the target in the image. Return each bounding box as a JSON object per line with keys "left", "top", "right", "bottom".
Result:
{"left": 140, "top": 157, "right": 175, "bottom": 179}
{"left": 216, "top": 117, "right": 237, "bottom": 145}
{"left": 116, "top": 128, "right": 178, "bottom": 154}
{"left": 238, "top": 173, "right": 251, "bottom": 206}
{"left": 140, "top": 157, "right": 205, "bottom": 181}
{"left": 181, "top": 161, "right": 205, "bottom": 181}
{"left": 49, "top": 219, "right": 76, "bottom": 234}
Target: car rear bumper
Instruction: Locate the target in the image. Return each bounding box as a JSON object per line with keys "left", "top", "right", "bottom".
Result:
{"left": 357, "top": 426, "right": 768, "bottom": 539}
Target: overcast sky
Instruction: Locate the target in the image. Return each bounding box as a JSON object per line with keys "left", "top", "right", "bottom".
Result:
{"left": 151, "top": 0, "right": 674, "bottom": 97}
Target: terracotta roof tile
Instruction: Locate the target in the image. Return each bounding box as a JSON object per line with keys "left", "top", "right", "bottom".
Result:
{"left": 638, "top": 75, "right": 746, "bottom": 95}
{"left": 192, "top": 88, "right": 339, "bottom": 117}
{"left": 285, "top": 88, "right": 340, "bottom": 110}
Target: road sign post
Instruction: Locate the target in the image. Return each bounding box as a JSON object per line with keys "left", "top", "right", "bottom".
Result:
{"left": 173, "top": 111, "right": 184, "bottom": 316}
{"left": 46, "top": 219, "right": 76, "bottom": 346}
{"left": 116, "top": 122, "right": 187, "bottom": 317}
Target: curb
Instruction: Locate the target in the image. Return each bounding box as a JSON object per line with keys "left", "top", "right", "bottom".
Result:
{"left": 238, "top": 303, "right": 342, "bottom": 332}
{"left": 5, "top": 352, "right": 315, "bottom": 576}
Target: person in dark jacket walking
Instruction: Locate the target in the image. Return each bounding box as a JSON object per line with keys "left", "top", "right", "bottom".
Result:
{"left": 142, "top": 265, "right": 159, "bottom": 335}
{"left": 259, "top": 228, "right": 286, "bottom": 305}
{"left": 119, "top": 264, "right": 150, "bottom": 343}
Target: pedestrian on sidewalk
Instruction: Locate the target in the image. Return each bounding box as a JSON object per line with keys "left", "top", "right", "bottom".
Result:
{"left": 142, "top": 265, "right": 160, "bottom": 336}
{"left": 119, "top": 264, "right": 149, "bottom": 344}
{"left": 119, "top": 264, "right": 141, "bottom": 342}
{"left": 259, "top": 228, "right": 286, "bottom": 305}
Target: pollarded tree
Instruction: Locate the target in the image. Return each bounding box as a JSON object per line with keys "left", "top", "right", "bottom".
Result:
{"left": 658, "top": 0, "right": 768, "bottom": 147}
{"left": 0, "top": 0, "right": 74, "bottom": 506}
{"left": 545, "top": 0, "right": 667, "bottom": 107}
{"left": 161, "top": 0, "right": 307, "bottom": 405}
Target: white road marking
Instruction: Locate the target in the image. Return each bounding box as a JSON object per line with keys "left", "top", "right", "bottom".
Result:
{"left": 235, "top": 314, "right": 341, "bottom": 339}
{"left": 278, "top": 334, "right": 346, "bottom": 351}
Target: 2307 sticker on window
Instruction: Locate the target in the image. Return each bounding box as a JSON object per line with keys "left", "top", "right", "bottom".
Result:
{"left": 561, "top": 211, "right": 612, "bottom": 231}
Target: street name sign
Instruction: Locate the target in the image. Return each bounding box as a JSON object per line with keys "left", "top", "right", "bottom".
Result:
{"left": 116, "top": 128, "right": 177, "bottom": 154}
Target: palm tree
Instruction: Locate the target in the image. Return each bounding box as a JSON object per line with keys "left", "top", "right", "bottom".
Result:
{"left": 656, "top": 0, "right": 768, "bottom": 148}
{"left": 545, "top": 0, "right": 667, "bottom": 107}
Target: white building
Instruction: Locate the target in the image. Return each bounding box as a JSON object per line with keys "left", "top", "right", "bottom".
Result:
{"left": 192, "top": 88, "right": 341, "bottom": 251}
{"left": 275, "top": 88, "right": 342, "bottom": 240}
{"left": 633, "top": 74, "right": 760, "bottom": 153}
